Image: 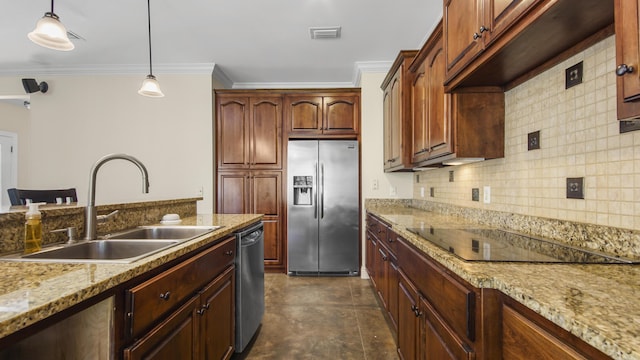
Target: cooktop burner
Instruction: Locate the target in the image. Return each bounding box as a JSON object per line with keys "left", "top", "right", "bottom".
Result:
{"left": 406, "top": 227, "right": 636, "bottom": 263}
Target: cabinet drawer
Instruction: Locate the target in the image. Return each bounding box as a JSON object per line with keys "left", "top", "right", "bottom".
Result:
{"left": 127, "top": 236, "right": 236, "bottom": 337}
{"left": 397, "top": 238, "right": 476, "bottom": 342}
{"left": 366, "top": 214, "right": 388, "bottom": 242}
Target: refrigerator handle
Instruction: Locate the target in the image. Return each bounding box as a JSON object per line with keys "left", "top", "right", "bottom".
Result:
{"left": 314, "top": 162, "right": 318, "bottom": 219}
{"left": 320, "top": 163, "right": 324, "bottom": 219}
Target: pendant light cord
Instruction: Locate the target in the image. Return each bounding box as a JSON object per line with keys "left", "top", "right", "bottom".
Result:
{"left": 146, "top": 0, "right": 153, "bottom": 76}
{"left": 50, "top": 0, "right": 54, "bottom": 13}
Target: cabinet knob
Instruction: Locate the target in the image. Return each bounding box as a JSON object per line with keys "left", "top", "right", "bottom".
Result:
{"left": 159, "top": 291, "right": 171, "bottom": 301}
{"left": 224, "top": 250, "right": 234, "bottom": 256}
{"left": 616, "top": 64, "right": 634, "bottom": 76}
{"left": 479, "top": 26, "right": 488, "bottom": 33}
{"left": 473, "top": 32, "right": 481, "bottom": 40}
{"left": 197, "top": 308, "right": 206, "bottom": 316}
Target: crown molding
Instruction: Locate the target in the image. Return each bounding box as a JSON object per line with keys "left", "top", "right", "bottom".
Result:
{"left": 0, "top": 63, "right": 216, "bottom": 76}
{"left": 352, "top": 61, "right": 394, "bottom": 86}
{"left": 211, "top": 65, "right": 234, "bottom": 89}
{"left": 231, "top": 81, "right": 355, "bottom": 89}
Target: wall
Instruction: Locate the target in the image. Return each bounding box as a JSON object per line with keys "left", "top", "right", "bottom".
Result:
{"left": 414, "top": 36, "right": 640, "bottom": 232}
{"left": 360, "top": 71, "right": 413, "bottom": 276}
{"left": 0, "top": 74, "right": 214, "bottom": 213}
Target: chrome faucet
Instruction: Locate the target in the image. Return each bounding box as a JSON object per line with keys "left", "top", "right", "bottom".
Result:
{"left": 84, "top": 153, "right": 150, "bottom": 240}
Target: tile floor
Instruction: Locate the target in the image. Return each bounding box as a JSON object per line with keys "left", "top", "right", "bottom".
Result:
{"left": 232, "top": 273, "right": 399, "bottom": 360}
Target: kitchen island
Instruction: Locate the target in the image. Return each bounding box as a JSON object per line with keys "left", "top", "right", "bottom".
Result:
{"left": 0, "top": 213, "right": 261, "bottom": 355}
{"left": 367, "top": 202, "right": 640, "bottom": 360}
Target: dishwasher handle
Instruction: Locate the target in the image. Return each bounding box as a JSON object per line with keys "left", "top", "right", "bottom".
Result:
{"left": 241, "top": 229, "right": 263, "bottom": 246}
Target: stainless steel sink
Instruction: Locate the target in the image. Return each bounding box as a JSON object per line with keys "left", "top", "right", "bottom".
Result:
{"left": 103, "top": 225, "right": 221, "bottom": 241}
{"left": 2, "top": 225, "right": 222, "bottom": 263}
{"left": 20, "top": 240, "right": 180, "bottom": 263}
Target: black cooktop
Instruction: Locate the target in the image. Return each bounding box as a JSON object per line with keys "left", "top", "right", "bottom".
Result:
{"left": 406, "top": 227, "right": 637, "bottom": 264}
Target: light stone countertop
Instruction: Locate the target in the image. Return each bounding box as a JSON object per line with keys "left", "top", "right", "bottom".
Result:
{"left": 367, "top": 204, "right": 640, "bottom": 360}
{"left": 0, "top": 213, "right": 262, "bottom": 341}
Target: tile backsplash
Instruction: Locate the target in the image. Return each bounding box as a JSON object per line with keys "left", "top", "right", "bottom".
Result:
{"left": 414, "top": 35, "right": 640, "bottom": 232}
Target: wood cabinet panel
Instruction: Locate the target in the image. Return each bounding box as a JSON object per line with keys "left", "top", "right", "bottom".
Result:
{"left": 397, "top": 269, "right": 419, "bottom": 360}
{"left": 199, "top": 266, "right": 235, "bottom": 360}
{"left": 284, "top": 96, "right": 323, "bottom": 133}
{"left": 216, "top": 94, "right": 282, "bottom": 170}
{"left": 382, "top": 51, "right": 417, "bottom": 171}
{"left": 284, "top": 93, "right": 359, "bottom": 137}
{"left": 365, "top": 230, "right": 376, "bottom": 282}
{"left": 615, "top": 0, "right": 640, "bottom": 120}
{"left": 217, "top": 97, "right": 249, "bottom": 168}
{"left": 422, "top": 296, "right": 475, "bottom": 360}
{"left": 216, "top": 171, "right": 284, "bottom": 270}
{"left": 124, "top": 295, "right": 199, "bottom": 360}
{"left": 126, "top": 237, "right": 235, "bottom": 338}
{"left": 487, "top": 0, "right": 538, "bottom": 44}
{"left": 444, "top": 0, "right": 485, "bottom": 79}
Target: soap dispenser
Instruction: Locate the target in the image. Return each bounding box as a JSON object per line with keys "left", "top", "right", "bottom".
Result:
{"left": 24, "top": 202, "right": 45, "bottom": 254}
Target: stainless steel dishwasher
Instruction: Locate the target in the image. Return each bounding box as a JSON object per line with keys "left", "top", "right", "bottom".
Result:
{"left": 235, "top": 222, "right": 265, "bottom": 353}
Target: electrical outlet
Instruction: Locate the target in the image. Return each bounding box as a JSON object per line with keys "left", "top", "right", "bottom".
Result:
{"left": 372, "top": 179, "right": 379, "bottom": 191}
{"left": 565, "top": 61, "right": 583, "bottom": 89}
{"left": 472, "top": 188, "right": 479, "bottom": 201}
{"left": 566, "top": 177, "right": 584, "bottom": 199}
{"left": 528, "top": 130, "right": 540, "bottom": 150}
{"left": 449, "top": 171, "right": 454, "bottom": 182}
{"left": 430, "top": 187, "right": 435, "bottom": 197}
{"left": 390, "top": 186, "right": 397, "bottom": 196}
{"left": 483, "top": 186, "right": 491, "bottom": 204}
{"left": 420, "top": 187, "right": 425, "bottom": 198}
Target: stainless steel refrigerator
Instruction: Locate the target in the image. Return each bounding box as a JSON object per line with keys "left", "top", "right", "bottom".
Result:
{"left": 287, "top": 140, "right": 359, "bottom": 275}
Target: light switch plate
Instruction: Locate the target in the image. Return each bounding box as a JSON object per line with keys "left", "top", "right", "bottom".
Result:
{"left": 483, "top": 186, "right": 491, "bottom": 204}
{"left": 565, "top": 61, "right": 583, "bottom": 89}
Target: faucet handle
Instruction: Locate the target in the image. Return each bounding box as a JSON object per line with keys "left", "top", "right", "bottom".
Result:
{"left": 97, "top": 210, "right": 119, "bottom": 224}
{"left": 51, "top": 227, "right": 79, "bottom": 244}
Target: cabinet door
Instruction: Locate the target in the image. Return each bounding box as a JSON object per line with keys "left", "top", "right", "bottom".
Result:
{"left": 444, "top": 0, "right": 485, "bottom": 80}
{"left": 217, "top": 96, "right": 250, "bottom": 169}
{"left": 420, "top": 296, "right": 475, "bottom": 360}
{"left": 124, "top": 296, "right": 199, "bottom": 360}
{"left": 251, "top": 172, "right": 283, "bottom": 269}
{"left": 323, "top": 95, "right": 359, "bottom": 135}
{"left": 411, "top": 61, "right": 428, "bottom": 163}
{"left": 250, "top": 97, "right": 282, "bottom": 169}
{"left": 365, "top": 230, "right": 377, "bottom": 283}
{"left": 388, "top": 259, "right": 399, "bottom": 332}
{"left": 385, "top": 71, "right": 403, "bottom": 170}
{"left": 284, "top": 95, "right": 323, "bottom": 135}
{"left": 397, "top": 270, "right": 419, "bottom": 360}
{"left": 199, "top": 266, "right": 235, "bottom": 360}
{"left": 615, "top": 0, "right": 640, "bottom": 120}
{"left": 383, "top": 88, "right": 392, "bottom": 168}
{"left": 374, "top": 243, "right": 390, "bottom": 309}
{"left": 426, "top": 40, "right": 451, "bottom": 159}
{"left": 486, "top": 0, "right": 538, "bottom": 44}
{"left": 216, "top": 171, "right": 249, "bottom": 214}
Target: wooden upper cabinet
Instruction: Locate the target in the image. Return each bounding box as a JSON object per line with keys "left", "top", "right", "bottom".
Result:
{"left": 443, "top": 0, "right": 485, "bottom": 80}
{"left": 284, "top": 92, "right": 360, "bottom": 137}
{"left": 216, "top": 94, "right": 282, "bottom": 170}
{"left": 411, "top": 22, "right": 450, "bottom": 165}
{"left": 382, "top": 50, "right": 418, "bottom": 172}
{"left": 614, "top": 0, "right": 640, "bottom": 120}
{"left": 445, "top": 0, "right": 613, "bottom": 89}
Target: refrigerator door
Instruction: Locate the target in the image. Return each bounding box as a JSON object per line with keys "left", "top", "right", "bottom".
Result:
{"left": 287, "top": 141, "right": 320, "bottom": 273}
{"left": 318, "top": 140, "right": 359, "bottom": 273}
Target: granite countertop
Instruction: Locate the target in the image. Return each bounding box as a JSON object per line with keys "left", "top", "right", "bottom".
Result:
{"left": 367, "top": 204, "right": 640, "bottom": 360}
{"left": 0, "top": 213, "right": 262, "bottom": 341}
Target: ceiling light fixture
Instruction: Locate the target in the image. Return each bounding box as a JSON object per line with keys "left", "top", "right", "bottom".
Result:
{"left": 27, "top": 0, "right": 74, "bottom": 51}
{"left": 138, "top": 0, "right": 164, "bottom": 98}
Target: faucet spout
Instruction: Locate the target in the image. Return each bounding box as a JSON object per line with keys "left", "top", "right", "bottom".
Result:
{"left": 85, "top": 153, "right": 150, "bottom": 240}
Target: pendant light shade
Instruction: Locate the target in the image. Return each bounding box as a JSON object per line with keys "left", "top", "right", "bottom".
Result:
{"left": 138, "top": 75, "right": 164, "bottom": 97}
{"left": 138, "top": 0, "right": 164, "bottom": 97}
{"left": 28, "top": 1, "right": 74, "bottom": 51}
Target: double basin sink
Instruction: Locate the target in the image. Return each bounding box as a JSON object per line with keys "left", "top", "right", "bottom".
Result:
{"left": 4, "top": 226, "right": 221, "bottom": 264}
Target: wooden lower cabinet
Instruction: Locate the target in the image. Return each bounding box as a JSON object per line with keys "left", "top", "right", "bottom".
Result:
{"left": 124, "top": 295, "right": 200, "bottom": 360}
{"left": 217, "top": 171, "right": 284, "bottom": 271}
{"left": 123, "top": 236, "right": 238, "bottom": 360}
{"left": 367, "top": 226, "right": 612, "bottom": 360}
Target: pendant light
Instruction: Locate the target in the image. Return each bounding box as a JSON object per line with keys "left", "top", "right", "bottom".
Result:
{"left": 28, "top": 0, "right": 74, "bottom": 51}
{"left": 138, "top": 0, "right": 164, "bottom": 97}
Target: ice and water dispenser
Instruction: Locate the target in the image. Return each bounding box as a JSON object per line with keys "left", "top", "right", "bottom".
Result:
{"left": 292, "top": 176, "right": 313, "bottom": 205}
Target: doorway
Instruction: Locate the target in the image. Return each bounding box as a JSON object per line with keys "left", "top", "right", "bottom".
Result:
{"left": 0, "top": 131, "right": 18, "bottom": 208}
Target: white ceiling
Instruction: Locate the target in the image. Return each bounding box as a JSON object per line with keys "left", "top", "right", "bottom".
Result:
{"left": 0, "top": 0, "right": 441, "bottom": 88}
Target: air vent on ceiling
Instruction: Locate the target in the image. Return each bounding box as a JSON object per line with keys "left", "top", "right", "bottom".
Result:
{"left": 309, "top": 26, "right": 341, "bottom": 39}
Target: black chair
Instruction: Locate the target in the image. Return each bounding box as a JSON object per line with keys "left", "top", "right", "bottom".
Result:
{"left": 7, "top": 188, "right": 78, "bottom": 206}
